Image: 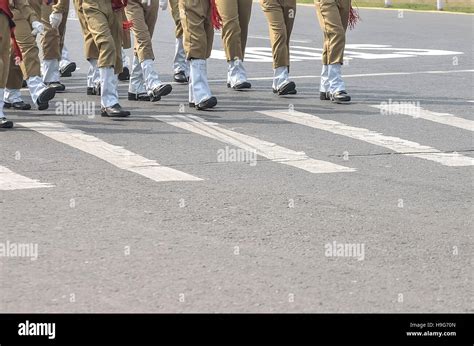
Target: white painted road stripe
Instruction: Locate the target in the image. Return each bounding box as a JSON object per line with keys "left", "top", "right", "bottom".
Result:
{"left": 152, "top": 114, "right": 355, "bottom": 174}
{"left": 258, "top": 110, "right": 474, "bottom": 167}
{"left": 0, "top": 165, "right": 54, "bottom": 191}
{"left": 18, "top": 122, "right": 202, "bottom": 182}
{"left": 372, "top": 104, "right": 474, "bottom": 131}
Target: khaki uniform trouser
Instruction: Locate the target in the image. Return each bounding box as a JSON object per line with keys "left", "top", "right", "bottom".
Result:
{"left": 0, "top": 13, "right": 11, "bottom": 88}
{"left": 169, "top": 0, "right": 182, "bottom": 39}
{"left": 125, "top": 0, "right": 159, "bottom": 62}
{"left": 41, "top": 0, "right": 70, "bottom": 60}
{"left": 178, "top": 0, "right": 213, "bottom": 60}
{"left": 259, "top": 0, "right": 296, "bottom": 69}
{"left": 215, "top": 0, "right": 252, "bottom": 62}
{"left": 82, "top": 0, "right": 123, "bottom": 74}
{"left": 73, "top": 0, "right": 99, "bottom": 60}
{"left": 12, "top": 16, "right": 41, "bottom": 79}
{"left": 6, "top": 51, "right": 24, "bottom": 90}
{"left": 315, "top": 0, "right": 350, "bottom": 65}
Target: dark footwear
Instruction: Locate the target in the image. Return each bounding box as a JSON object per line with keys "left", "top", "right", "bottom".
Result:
{"left": 36, "top": 87, "right": 56, "bottom": 110}
{"left": 22, "top": 80, "right": 27, "bottom": 88}
{"left": 273, "top": 88, "right": 297, "bottom": 95}
{"left": 47, "top": 82, "right": 66, "bottom": 93}
{"left": 118, "top": 67, "right": 130, "bottom": 81}
{"left": 233, "top": 81, "right": 252, "bottom": 91}
{"left": 128, "top": 92, "right": 151, "bottom": 101}
{"left": 196, "top": 96, "right": 217, "bottom": 110}
{"left": 274, "top": 81, "right": 296, "bottom": 96}
{"left": 87, "top": 86, "right": 101, "bottom": 96}
{"left": 101, "top": 103, "right": 130, "bottom": 117}
{"left": 320, "top": 91, "right": 330, "bottom": 100}
{"left": 331, "top": 91, "right": 351, "bottom": 104}
{"left": 4, "top": 101, "right": 31, "bottom": 110}
{"left": 0, "top": 118, "right": 13, "bottom": 129}
{"left": 149, "top": 84, "right": 172, "bottom": 102}
{"left": 153, "top": 84, "right": 173, "bottom": 97}
{"left": 60, "top": 62, "right": 76, "bottom": 77}
{"left": 173, "top": 71, "right": 188, "bottom": 84}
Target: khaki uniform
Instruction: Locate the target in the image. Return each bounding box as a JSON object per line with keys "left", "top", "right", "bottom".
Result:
{"left": 0, "top": 11, "right": 10, "bottom": 89}
{"left": 169, "top": 0, "right": 182, "bottom": 39}
{"left": 259, "top": 0, "right": 296, "bottom": 69}
{"left": 215, "top": 0, "right": 252, "bottom": 62}
{"left": 315, "top": 0, "right": 350, "bottom": 65}
{"left": 125, "top": 0, "right": 159, "bottom": 62}
{"left": 82, "top": 0, "right": 123, "bottom": 74}
{"left": 41, "top": 0, "right": 70, "bottom": 59}
{"left": 10, "top": 0, "right": 41, "bottom": 79}
{"left": 72, "top": 0, "right": 99, "bottom": 60}
{"left": 37, "top": 2, "right": 60, "bottom": 61}
{"left": 6, "top": 50, "right": 23, "bottom": 90}
{"left": 178, "top": 0, "right": 213, "bottom": 60}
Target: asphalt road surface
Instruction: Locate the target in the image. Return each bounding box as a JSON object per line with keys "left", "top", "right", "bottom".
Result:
{"left": 0, "top": 5, "right": 473, "bottom": 313}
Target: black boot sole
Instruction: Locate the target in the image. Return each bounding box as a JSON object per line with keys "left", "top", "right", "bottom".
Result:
{"left": 233, "top": 82, "right": 252, "bottom": 91}
{"left": 60, "top": 62, "right": 77, "bottom": 77}
{"left": 156, "top": 84, "right": 173, "bottom": 98}
{"left": 0, "top": 120, "right": 14, "bottom": 129}
{"left": 101, "top": 111, "right": 130, "bottom": 118}
{"left": 37, "top": 88, "right": 56, "bottom": 110}
{"left": 4, "top": 102, "right": 31, "bottom": 110}
{"left": 277, "top": 82, "right": 296, "bottom": 96}
{"left": 196, "top": 97, "right": 217, "bottom": 110}
{"left": 128, "top": 92, "right": 151, "bottom": 101}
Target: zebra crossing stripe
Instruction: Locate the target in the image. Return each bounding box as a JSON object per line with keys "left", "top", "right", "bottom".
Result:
{"left": 152, "top": 114, "right": 355, "bottom": 174}
{"left": 0, "top": 165, "right": 54, "bottom": 191}
{"left": 17, "top": 122, "right": 202, "bottom": 182}
{"left": 258, "top": 110, "right": 474, "bottom": 167}
{"left": 372, "top": 104, "right": 474, "bottom": 131}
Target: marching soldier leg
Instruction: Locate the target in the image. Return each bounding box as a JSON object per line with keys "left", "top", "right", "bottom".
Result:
{"left": 179, "top": 0, "right": 217, "bottom": 110}
{"left": 59, "top": 45, "right": 77, "bottom": 77}
{"left": 215, "top": 0, "right": 252, "bottom": 90}
{"left": 46, "top": 0, "right": 76, "bottom": 78}
{"left": 259, "top": 0, "right": 297, "bottom": 96}
{"left": 126, "top": 0, "right": 172, "bottom": 102}
{"left": 0, "top": 11, "right": 13, "bottom": 128}
{"left": 315, "top": 0, "right": 351, "bottom": 103}
{"left": 118, "top": 9, "right": 131, "bottom": 81}
{"left": 73, "top": 0, "right": 100, "bottom": 95}
{"left": 83, "top": 0, "right": 130, "bottom": 117}
{"left": 5, "top": 52, "right": 31, "bottom": 110}
{"left": 169, "top": 0, "right": 187, "bottom": 83}
{"left": 13, "top": 16, "right": 56, "bottom": 110}
{"left": 40, "top": 2, "right": 65, "bottom": 92}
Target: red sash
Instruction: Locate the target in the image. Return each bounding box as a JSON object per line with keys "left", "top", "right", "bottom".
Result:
{"left": 210, "top": 0, "right": 222, "bottom": 30}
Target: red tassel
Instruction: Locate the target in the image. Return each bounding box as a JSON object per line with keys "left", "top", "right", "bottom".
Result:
{"left": 210, "top": 0, "right": 222, "bottom": 30}
{"left": 348, "top": 5, "right": 361, "bottom": 30}
{"left": 123, "top": 20, "right": 133, "bottom": 30}
{"left": 11, "top": 28, "right": 23, "bottom": 63}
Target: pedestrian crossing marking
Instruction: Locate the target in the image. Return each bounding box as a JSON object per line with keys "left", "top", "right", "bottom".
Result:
{"left": 17, "top": 122, "right": 203, "bottom": 183}
{"left": 258, "top": 110, "right": 474, "bottom": 167}
{"left": 0, "top": 165, "right": 54, "bottom": 191}
{"left": 151, "top": 114, "right": 355, "bottom": 174}
{"left": 372, "top": 104, "right": 474, "bottom": 131}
